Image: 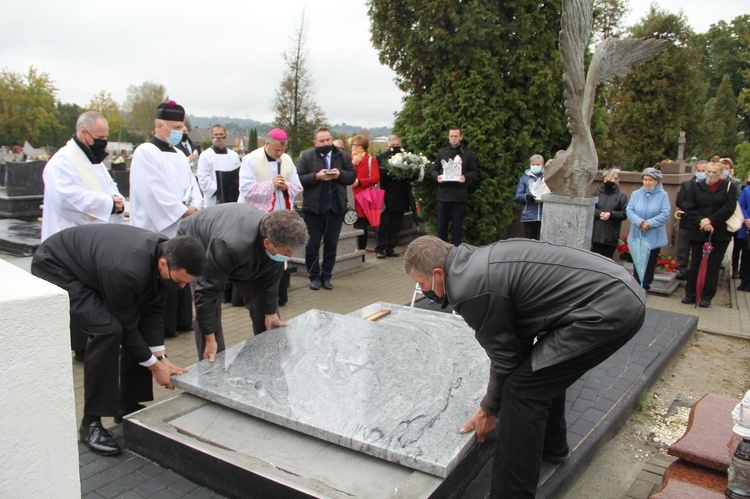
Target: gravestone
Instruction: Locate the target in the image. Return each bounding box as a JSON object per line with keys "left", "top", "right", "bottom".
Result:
{"left": 172, "top": 308, "right": 488, "bottom": 477}
{"left": 0, "top": 161, "right": 45, "bottom": 219}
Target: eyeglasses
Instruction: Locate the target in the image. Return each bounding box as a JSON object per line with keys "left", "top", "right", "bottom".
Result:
{"left": 212, "top": 135, "right": 227, "bottom": 139}
{"left": 351, "top": 143, "right": 362, "bottom": 148}
{"left": 705, "top": 172, "right": 722, "bottom": 176}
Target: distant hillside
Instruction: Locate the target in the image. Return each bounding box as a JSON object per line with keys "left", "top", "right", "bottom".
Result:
{"left": 188, "top": 115, "right": 391, "bottom": 138}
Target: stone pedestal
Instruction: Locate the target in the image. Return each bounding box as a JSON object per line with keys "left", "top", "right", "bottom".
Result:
{"left": 0, "top": 260, "right": 80, "bottom": 497}
{"left": 290, "top": 224, "right": 366, "bottom": 277}
{"left": 539, "top": 194, "right": 596, "bottom": 249}
{"left": 0, "top": 161, "right": 45, "bottom": 219}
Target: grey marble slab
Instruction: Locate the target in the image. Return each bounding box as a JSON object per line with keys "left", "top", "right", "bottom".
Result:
{"left": 173, "top": 308, "right": 489, "bottom": 477}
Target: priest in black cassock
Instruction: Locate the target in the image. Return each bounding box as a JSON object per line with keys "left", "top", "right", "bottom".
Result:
{"left": 31, "top": 224, "right": 206, "bottom": 456}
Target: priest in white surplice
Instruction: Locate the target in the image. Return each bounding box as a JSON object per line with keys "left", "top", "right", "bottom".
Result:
{"left": 41, "top": 111, "right": 125, "bottom": 241}
{"left": 238, "top": 127, "right": 302, "bottom": 210}
{"left": 130, "top": 100, "right": 202, "bottom": 338}
{"left": 129, "top": 100, "right": 202, "bottom": 238}
{"left": 196, "top": 124, "right": 241, "bottom": 207}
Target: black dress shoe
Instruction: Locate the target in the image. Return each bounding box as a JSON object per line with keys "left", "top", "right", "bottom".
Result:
{"left": 681, "top": 296, "right": 695, "bottom": 304}
{"left": 321, "top": 279, "right": 333, "bottom": 290}
{"left": 375, "top": 252, "right": 385, "bottom": 259}
{"left": 738, "top": 282, "right": 748, "bottom": 291}
{"left": 164, "top": 330, "right": 178, "bottom": 338}
{"left": 732, "top": 271, "right": 740, "bottom": 279}
{"left": 80, "top": 420, "right": 121, "bottom": 456}
{"left": 698, "top": 298, "right": 711, "bottom": 308}
{"left": 385, "top": 251, "right": 400, "bottom": 257}
{"left": 310, "top": 278, "right": 320, "bottom": 290}
{"left": 73, "top": 350, "right": 85, "bottom": 362}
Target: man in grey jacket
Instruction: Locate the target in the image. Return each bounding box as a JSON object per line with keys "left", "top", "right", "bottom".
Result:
{"left": 404, "top": 236, "right": 646, "bottom": 498}
{"left": 178, "top": 203, "right": 308, "bottom": 361}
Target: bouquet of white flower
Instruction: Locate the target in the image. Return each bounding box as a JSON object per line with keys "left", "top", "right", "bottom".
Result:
{"left": 384, "top": 151, "right": 429, "bottom": 182}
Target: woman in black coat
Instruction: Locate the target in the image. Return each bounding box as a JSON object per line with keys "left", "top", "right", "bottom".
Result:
{"left": 681, "top": 161, "right": 738, "bottom": 308}
{"left": 591, "top": 169, "right": 629, "bottom": 258}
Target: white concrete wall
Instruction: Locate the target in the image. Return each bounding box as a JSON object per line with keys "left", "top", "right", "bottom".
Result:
{"left": 0, "top": 259, "right": 80, "bottom": 498}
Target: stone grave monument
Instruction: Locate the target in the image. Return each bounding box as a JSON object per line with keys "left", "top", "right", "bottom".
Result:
{"left": 124, "top": 303, "right": 494, "bottom": 498}
{"left": 540, "top": 0, "right": 667, "bottom": 249}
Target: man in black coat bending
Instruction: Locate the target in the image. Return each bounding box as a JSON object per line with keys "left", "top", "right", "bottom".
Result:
{"left": 32, "top": 224, "right": 206, "bottom": 456}
{"left": 404, "top": 236, "right": 646, "bottom": 498}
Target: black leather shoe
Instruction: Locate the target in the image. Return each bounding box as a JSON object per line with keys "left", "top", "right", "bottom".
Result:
{"left": 681, "top": 296, "right": 695, "bottom": 304}
{"left": 698, "top": 298, "right": 711, "bottom": 308}
{"left": 164, "top": 330, "right": 178, "bottom": 338}
{"left": 321, "top": 279, "right": 333, "bottom": 290}
{"left": 732, "top": 271, "right": 740, "bottom": 279}
{"left": 310, "top": 278, "right": 320, "bottom": 290}
{"left": 375, "top": 252, "right": 385, "bottom": 259}
{"left": 738, "top": 282, "right": 748, "bottom": 291}
{"left": 385, "top": 251, "right": 400, "bottom": 257}
{"left": 80, "top": 420, "right": 121, "bottom": 456}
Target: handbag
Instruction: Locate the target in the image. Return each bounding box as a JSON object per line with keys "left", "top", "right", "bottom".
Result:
{"left": 726, "top": 182, "right": 744, "bottom": 232}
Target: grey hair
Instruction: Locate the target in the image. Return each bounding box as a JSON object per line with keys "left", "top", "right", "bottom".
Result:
{"left": 266, "top": 137, "right": 287, "bottom": 146}
{"left": 154, "top": 118, "right": 166, "bottom": 129}
{"left": 313, "top": 126, "right": 331, "bottom": 140}
{"left": 602, "top": 169, "right": 619, "bottom": 181}
{"left": 529, "top": 154, "right": 544, "bottom": 165}
{"left": 259, "top": 210, "right": 309, "bottom": 250}
{"left": 403, "top": 235, "right": 453, "bottom": 279}
{"left": 76, "top": 111, "right": 105, "bottom": 132}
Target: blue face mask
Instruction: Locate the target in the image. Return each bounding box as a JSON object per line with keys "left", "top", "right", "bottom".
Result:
{"left": 530, "top": 165, "right": 542, "bottom": 175}
{"left": 722, "top": 170, "right": 729, "bottom": 179}
{"left": 265, "top": 240, "right": 290, "bottom": 263}
{"left": 695, "top": 172, "right": 706, "bottom": 181}
{"left": 168, "top": 129, "right": 183, "bottom": 146}
{"left": 266, "top": 249, "right": 289, "bottom": 263}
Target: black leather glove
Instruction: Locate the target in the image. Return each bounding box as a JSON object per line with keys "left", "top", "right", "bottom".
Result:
{"left": 525, "top": 193, "right": 535, "bottom": 202}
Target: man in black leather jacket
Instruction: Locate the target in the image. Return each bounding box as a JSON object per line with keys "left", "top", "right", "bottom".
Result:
{"left": 404, "top": 235, "right": 646, "bottom": 498}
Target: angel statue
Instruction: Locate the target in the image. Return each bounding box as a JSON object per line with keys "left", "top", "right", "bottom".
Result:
{"left": 543, "top": 0, "right": 668, "bottom": 197}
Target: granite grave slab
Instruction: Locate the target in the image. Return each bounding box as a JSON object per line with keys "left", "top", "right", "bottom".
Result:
{"left": 172, "top": 308, "right": 489, "bottom": 478}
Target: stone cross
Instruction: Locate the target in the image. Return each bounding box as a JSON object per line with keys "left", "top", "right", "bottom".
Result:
{"left": 678, "top": 131, "right": 686, "bottom": 161}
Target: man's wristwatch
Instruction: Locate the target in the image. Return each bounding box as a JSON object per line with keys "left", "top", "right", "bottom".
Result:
{"left": 156, "top": 354, "right": 168, "bottom": 361}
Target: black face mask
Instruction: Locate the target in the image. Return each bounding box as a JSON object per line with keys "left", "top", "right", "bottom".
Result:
{"left": 161, "top": 277, "right": 183, "bottom": 291}
{"left": 181, "top": 133, "right": 188, "bottom": 142}
{"left": 89, "top": 138, "right": 109, "bottom": 163}
{"left": 315, "top": 144, "right": 334, "bottom": 155}
{"left": 391, "top": 146, "right": 402, "bottom": 154}
{"left": 604, "top": 181, "right": 616, "bottom": 191}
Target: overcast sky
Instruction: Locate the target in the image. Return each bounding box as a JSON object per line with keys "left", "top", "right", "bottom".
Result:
{"left": 0, "top": 1, "right": 746, "bottom": 128}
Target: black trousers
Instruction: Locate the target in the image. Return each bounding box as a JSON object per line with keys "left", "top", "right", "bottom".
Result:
{"left": 590, "top": 242, "right": 616, "bottom": 259}
{"left": 685, "top": 239, "right": 731, "bottom": 301}
{"left": 674, "top": 225, "right": 691, "bottom": 271}
{"left": 192, "top": 279, "right": 276, "bottom": 361}
{"left": 732, "top": 232, "right": 745, "bottom": 273}
{"left": 633, "top": 247, "right": 660, "bottom": 290}
{"left": 163, "top": 285, "right": 193, "bottom": 334}
{"left": 437, "top": 201, "right": 466, "bottom": 246}
{"left": 304, "top": 210, "right": 343, "bottom": 280}
{"left": 523, "top": 221, "right": 542, "bottom": 240}
{"left": 490, "top": 319, "right": 643, "bottom": 497}
{"left": 80, "top": 317, "right": 153, "bottom": 417}
{"left": 375, "top": 211, "right": 404, "bottom": 254}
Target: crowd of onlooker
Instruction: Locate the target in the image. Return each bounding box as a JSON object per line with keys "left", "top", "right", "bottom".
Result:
{"left": 515, "top": 154, "right": 748, "bottom": 308}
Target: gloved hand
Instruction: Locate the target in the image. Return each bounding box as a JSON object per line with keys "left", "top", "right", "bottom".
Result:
{"left": 525, "top": 193, "right": 536, "bottom": 202}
